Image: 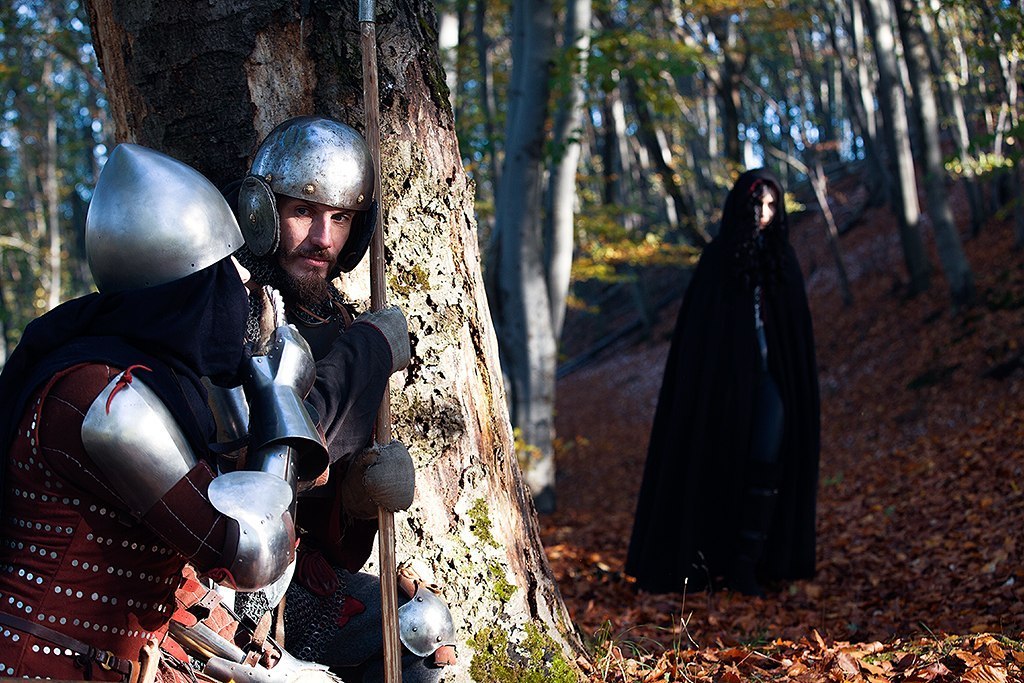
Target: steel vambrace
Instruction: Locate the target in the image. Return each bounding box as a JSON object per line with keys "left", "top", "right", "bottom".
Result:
{"left": 242, "top": 324, "right": 327, "bottom": 485}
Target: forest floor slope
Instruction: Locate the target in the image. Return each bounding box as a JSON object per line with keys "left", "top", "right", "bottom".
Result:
{"left": 544, "top": 176, "right": 1024, "bottom": 681}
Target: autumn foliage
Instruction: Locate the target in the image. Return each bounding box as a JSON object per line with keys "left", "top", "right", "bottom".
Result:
{"left": 546, "top": 175, "right": 1024, "bottom": 681}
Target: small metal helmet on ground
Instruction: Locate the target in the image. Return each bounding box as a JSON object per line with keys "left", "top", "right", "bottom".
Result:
{"left": 238, "top": 116, "right": 378, "bottom": 274}
{"left": 86, "top": 143, "right": 243, "bottom": 292}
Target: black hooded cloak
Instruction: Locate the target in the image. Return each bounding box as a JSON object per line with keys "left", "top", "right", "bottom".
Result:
{"left": 626, "top": 168, "right": 820, "bottom": 593}
{"left": 0, "top": 259, "right": 250, "bottom": 504}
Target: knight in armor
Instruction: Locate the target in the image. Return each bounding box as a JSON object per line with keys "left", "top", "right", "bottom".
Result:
{"left": 225, "top": 115, "right": 456, "bottom": 682}
{"left": 0, "top": 144, "right": 345, "bottom": 681}
{"left": 627, "top": 168, "right": 821, "bottom": 597}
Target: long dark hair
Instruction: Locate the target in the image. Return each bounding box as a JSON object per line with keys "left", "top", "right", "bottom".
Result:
{"left": 716, "top": 168, "right": 789, "bottom": 290}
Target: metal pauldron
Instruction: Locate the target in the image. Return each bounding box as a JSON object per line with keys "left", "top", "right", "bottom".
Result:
{"left": 81, "top": 372, "right": 198, "bottom": 518}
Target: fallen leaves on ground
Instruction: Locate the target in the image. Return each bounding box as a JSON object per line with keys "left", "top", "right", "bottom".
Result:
{"left": 546, "top": 177, "right": 1024, "bottom": 681}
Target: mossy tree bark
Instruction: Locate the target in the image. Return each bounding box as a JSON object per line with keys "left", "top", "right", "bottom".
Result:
{"left": 83, "top": 1, "right": 586, "bottom": 680}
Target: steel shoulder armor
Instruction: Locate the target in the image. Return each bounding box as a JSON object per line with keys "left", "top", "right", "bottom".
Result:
{"left": 81, "top": 371, "right": 198, "bottom": 518}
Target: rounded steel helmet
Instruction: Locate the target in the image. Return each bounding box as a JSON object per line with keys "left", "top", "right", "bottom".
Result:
{"left": 86, "top": 144, "right": 244, "bottom": 292}
{"left": 237, "top": 116, "right": 378, "bottom": 274}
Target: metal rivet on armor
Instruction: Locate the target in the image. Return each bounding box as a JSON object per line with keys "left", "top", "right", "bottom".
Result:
{"left": 358, "top": 193, "right": 365, "bottom": 203}
{"left": 264, "top": 174, "right": 273, "bottom": 183}
{"left": 82, "top": 621, "right": 89, "bottom": 628}
{"left": 412, "top": 627, "right": 418, "bottom": 631}
{"left": 303, "top": 183, "right": 315, "bottom": 194}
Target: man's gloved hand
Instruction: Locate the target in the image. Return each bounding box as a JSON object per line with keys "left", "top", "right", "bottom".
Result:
{"left": 353, "top": 305, "right": 410, "bottom": 374}
{"left": 341, "top": 440, "right": 416, "bottom": 519}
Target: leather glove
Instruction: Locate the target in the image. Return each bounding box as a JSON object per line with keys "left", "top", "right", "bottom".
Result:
{"left": 341, "top": 440, "right": 416, "bottom": 519}
{"left": 353, "top": 305, "right": 411, "bottom": 374}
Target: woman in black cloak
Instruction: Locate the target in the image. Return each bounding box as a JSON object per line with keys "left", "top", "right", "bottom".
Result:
{"left": 626, "top": 168, "right": 820, "bottom": 596}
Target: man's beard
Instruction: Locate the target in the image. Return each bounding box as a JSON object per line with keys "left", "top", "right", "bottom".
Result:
{"left": 277, "top": 247, "right": 335, "bottom": 309}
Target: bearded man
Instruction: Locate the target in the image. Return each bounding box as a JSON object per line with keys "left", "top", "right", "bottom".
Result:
{"left": 226, "top": 116, "right": 455, "bottom": 683}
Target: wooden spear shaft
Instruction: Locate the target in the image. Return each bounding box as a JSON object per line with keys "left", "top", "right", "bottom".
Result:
{"left": 360, "top": 1, "right": 402, "bottom": 681}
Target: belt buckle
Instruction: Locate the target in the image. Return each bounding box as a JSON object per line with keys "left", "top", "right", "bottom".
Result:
{"left": 96, "top": 648, "right": 117, "bottom": 671}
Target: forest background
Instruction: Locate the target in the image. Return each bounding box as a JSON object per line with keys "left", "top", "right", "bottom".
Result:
{"left": 1, "top": 0, "right": 1024, "bottom": 680}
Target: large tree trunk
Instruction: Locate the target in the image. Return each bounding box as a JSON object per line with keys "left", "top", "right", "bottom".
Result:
{"left": 707, "top": 15, "right": 744, "bottom": 167}
{"left": 544, "top": 0, "right": 591, "bottom": 340}
{"left": 861, "top": 0, "right": 931, "bottom": 296}
{"left": 924, "top": 0, "right": 985, "bottom": 235}
{"left": 844, "top": 0, "right": 890, "bottom": 204}
{"left": 472, "top": 0, "right": 500, "bottom": 209}
{"left": 84, "top": 0, "right": 585, "bottom": 679}
{"left": 894, "top": 0, "right": 975, "bottom": 308}
{"left": 487, "top": 0, "right": 560, "bottom": 514}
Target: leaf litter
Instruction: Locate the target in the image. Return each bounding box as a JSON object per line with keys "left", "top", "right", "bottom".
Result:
{"left": 546, "top": 177, "right": 1024, "bottom": 681}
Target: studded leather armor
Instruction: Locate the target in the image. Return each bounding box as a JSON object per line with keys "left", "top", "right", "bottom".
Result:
{"left": 0, "top": 363, "right": 233, "bottom": 680}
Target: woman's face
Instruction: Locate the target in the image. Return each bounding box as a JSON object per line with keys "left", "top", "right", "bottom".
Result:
{"left": 753, "top": 185, "right": 777, "bottom": 230}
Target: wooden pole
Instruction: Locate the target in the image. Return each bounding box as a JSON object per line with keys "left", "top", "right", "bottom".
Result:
{"left": 359, "top": 1, "right": 402, "bottom": 681}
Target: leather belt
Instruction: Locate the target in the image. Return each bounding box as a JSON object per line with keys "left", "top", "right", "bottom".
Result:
{"left": 0, "top": 610, "right": 136, "bottom": 678}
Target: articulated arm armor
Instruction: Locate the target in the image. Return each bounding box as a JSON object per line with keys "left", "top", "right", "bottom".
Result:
{"left": 205, "top": 323, "right": 328, "bottom": 590}
{"left": 81, "top": 367, "right": 309, "bottom": 592}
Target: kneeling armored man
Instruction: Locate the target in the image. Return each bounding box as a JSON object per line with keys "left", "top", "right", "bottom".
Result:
{"left": 0, "top": 144, "right": 339, "bottom": 682}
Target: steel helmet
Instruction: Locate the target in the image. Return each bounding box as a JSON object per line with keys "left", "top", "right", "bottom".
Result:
{"left": 237, "top": 116, "right": 378, "bottom": 274}
{"left": 86, "top": 144, "right": 244, "bottom": 292}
